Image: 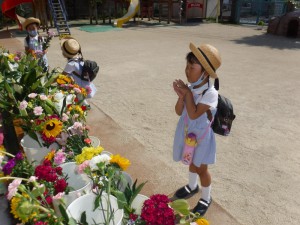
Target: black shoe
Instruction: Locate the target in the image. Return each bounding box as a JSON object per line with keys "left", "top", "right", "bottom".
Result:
{"left": 192, "top": 198, "right": 212, "bottom": 216}
{"left": 175, "top": 185, "right": 199, "bottom": 199}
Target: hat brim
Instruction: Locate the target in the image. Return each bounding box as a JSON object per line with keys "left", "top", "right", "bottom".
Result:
{"left": 60, "top": 37, "right": 80, "bottom": 59}
{"left": 22, "top": 18, "right": 40, "bottom": 30}
{"left": 189, "top": 43, "right": 218, "bottom": 78}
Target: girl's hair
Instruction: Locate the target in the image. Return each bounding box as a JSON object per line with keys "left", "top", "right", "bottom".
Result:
{"left": 186, "top": 52, "right": 201, "bottom": 65}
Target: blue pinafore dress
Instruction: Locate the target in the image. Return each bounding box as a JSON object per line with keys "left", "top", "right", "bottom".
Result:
{"left": 173, "top": 83, "right": 218, "bottom": 166}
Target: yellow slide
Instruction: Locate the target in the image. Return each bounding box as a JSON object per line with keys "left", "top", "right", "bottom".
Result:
{"left": 114, "top": 0, "right": 140, "bottom": 28}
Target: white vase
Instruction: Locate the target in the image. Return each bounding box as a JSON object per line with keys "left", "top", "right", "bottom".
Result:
{"left": 117, "top": 171, "right": 133, "bottom": 192}
{"left": 89, "top": 136, "right": 101, "bottom": 147}
{"left": 131, "top": 194, "right": 149, "bottom": 215}
{"left": 53, "top": 162, "right": 92, "bottom": 215}
{"left": 20, "top": 134, "right": 58, "bottom": 165}
{"left": 67, "top": 192, "right": 123, "bottom": 225}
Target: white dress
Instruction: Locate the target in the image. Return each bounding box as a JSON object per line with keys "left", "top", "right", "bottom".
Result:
{"left": 173, "top": 83, "right": 218, "bottom": 166}
{"left": 63, "top": 58, "right": 97, "bottom": 98}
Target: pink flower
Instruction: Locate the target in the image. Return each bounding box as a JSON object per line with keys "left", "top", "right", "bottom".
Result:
{"left": 7, "top": 178, "right": 22, "bottom": 200}
{"left": 28, "top": 93, "right": 37, "bottom": 98}
{"left": 39, "top": 94, "right": 48, "bottom": 100}
{"left": 73, "top": 87, "right": 81, "bottom": 93}
{"left": 19, "top": 100, "right": 28, "bottom": 110}
{"left": 53, "top": 192, "right": 64, "bottom": 200}
{"left": 33, "top": 106, "right": 43, "bottom": 116}
{"left": 85, "top": 86, "right": 92, "bottom": 94}
{"left": 54, "top": 151, "right": 66, "bottom": 165}
{"left": 29, "top": 176, "right": 37, "bottom": 182}
{"left": 73, "top": 122, "right": 83, "bottom": 130}
{"left": 0, "top": 132, "right": 3, "bottom": 145}
{"left": 62, "top": 113, "right": 69, "bottom": 122}
{"left": 77, "top": 160, "right": 90, "bottom": 173}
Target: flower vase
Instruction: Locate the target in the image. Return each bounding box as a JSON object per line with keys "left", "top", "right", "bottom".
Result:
{"left": 53, "top": 162, "right": 92, "bottom": 215}
{"left": 89, "top": 136, "right": 101, "bottom": 147}
{"left": 117, "top": 171, "right": 133, "bottom": 192}
{"left": 131, "top": 194, "right": 149, "bottom": 215}
{"left": 20, "top": 134, "right": 58, "bottom": 165}
{"left": 67, "top": 192, "right": 123, "bottom": 225}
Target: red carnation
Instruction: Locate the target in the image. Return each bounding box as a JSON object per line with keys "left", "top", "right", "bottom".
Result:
{"left": 54, "top": 178, "right": 68, "bottom": 194}
{"left": 141, "top": 194, "right": 175, "bottom": 225}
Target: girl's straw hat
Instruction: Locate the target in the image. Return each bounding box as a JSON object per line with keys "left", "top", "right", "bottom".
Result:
{"left": 60, "top": 37, "right": 81, "bottom": 59}
{"left": 22, "top": 17, "right": 40, "bottom": 30}
{"left": 189, "top": 43, "right": 221, "bottom": 78}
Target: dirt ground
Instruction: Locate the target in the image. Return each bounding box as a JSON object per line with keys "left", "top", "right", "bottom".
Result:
{"left": 5, "top": 20, "right": 300, "bottom": 225}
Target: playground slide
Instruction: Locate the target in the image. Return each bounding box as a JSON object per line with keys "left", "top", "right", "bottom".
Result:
{"left": 2, "top": 0, "right": 33, "bottom": 28}
{"left": 114, "top": 0, "right": 139, "bottom": 28}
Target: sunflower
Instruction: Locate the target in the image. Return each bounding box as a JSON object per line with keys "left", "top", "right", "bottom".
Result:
{"left": 110, "top": 154, "right": 131, "bottom": 171}
{"left": 56, "top": 74, "right": 72, "bottom": 85}
{"left": 42, "top": 118, "right": 63, "bottom": 138}
{"left": 44, "top": 150, "right": 55, "bottom": 161}
{"left": 11, "top": 194, "right": 38, "bottom": 223}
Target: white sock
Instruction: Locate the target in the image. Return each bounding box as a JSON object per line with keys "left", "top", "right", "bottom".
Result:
{"left": 188, "top": 172, "right": 198, "bottom": 190}
{"left": 201, "top": 185, "right": 211, "bottom": 203}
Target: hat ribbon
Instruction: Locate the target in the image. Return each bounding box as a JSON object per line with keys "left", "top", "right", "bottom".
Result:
{"left": 197, "top": 48, "right": 215, "bottom": 72}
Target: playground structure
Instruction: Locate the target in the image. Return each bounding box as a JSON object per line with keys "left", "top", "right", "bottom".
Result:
{"left": 1, "top": 0, "right": 213, "bottom": 30}
{"left": 1, "top": 0, "right": 70, "bottom": 34}
{"left": 267, "top": 10, "right": 300, "bottom": 38}
{"left": 114, "top": 0, "right": 140, "bottom": 27}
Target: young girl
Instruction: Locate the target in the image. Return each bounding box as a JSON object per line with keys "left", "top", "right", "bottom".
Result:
{"left": 173, "top": 43, "right": 221, "bottom": 216}
{"left": 22, "top": 17, "right": 48, "bottom": 71}
{"left": 60, "top": 37, "right": 97, "bottom": 101}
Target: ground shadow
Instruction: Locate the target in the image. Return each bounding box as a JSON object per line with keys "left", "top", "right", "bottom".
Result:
{"left": 231, "top": 32, "right": 300, "bottom": 50}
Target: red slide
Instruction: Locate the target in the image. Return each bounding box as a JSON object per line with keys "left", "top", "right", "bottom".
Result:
{"left": 1, "top": 0, "right": 33, "bottom": 28}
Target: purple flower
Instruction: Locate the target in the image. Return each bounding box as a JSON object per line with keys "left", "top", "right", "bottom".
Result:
{"left": 2, "top": 159, "right": 16, "bottom": 175}
{"left": 15, "top": 152, "right": 23, "bottom": 161}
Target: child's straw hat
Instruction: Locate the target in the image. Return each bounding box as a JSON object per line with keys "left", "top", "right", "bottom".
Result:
{"left": 60, "top": 37, "right": 81, "bottom": 59}
{"left": 189, "top": 43, "right": 221, "bottom": 78}
{"left": 22, "top": 17, "right": 40, "bottom": 30}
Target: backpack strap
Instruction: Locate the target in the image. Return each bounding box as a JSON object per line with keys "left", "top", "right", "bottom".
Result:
{"left": 184, "top": 114, "right": 213, "bottom": 143}
{"left": 67, "top": 58, "right": 84, "bottom": 79}
{"left": 25, "top": 35, "right": 30, "bottom": 46}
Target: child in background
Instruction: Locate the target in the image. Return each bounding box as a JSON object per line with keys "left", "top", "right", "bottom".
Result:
{"left": 60, "top": 37, "right": 97, "bottom": 101}
{"left": 172, "top": 43, "right": 221, "bottom": 216}
{"left": 22, "top": 17, "right": 48, "bottom": 71}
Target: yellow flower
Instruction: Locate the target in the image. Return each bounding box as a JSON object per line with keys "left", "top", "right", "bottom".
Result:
{"left": 44, "top": 150, "right": 55, "bottom": 161}
{"left": 0, "top": 145, "right": 5, "bottom": 154}
{"left": 11, "top": 194, "right": 38, "bottom": 223}
{"left": 75, "top": 146, "right": 104, "bottom": 164}
{"left": 110, "top": 154, "right": 131, "bottom": 171}
{"left": 42, "top": 118, "right": 63, "bottom": 138}
{"left": 57, "top": 74, "right": 72, "bottom": 84}
{"left": 8, "top": 53, "right": 15, "bottom": 61}
{"left": 195, "top": 218, "right": 210, "bottom": 225}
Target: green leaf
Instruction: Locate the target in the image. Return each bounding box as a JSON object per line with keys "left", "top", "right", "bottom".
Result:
{"left": 112, "top": 190, "right": 127, "bottom": 209}
{"left": 31, "top": 184, "right": 46, "bottom": 198}
{"left": 80, "top": 211, "right": 88, "bottom": 225}
{"left": 94, "top": 193, "right": 101, "bottom": 211}
{"left": 169, "top": 199, "right": 190, "bottom": 216}
{"left": 59, "top": 204, "right": 69, "bottom": 223}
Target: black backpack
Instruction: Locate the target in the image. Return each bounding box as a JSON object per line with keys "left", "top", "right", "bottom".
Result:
{"left": 70, "top": 59, "right": 99, "bottom": 82}
{"left": 205, "top": 79, "right": 236, "bottom": 136}
{"left": 81, "top": 60, "right": 99, "bottom": 82}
